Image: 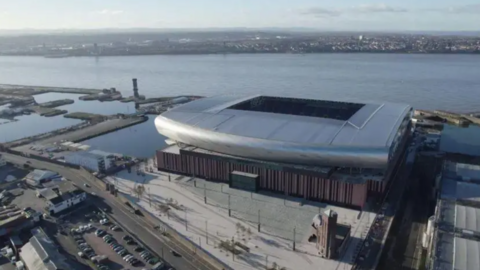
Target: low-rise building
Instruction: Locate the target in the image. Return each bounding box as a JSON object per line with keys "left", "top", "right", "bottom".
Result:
{"left": 64, "top": 150, "right": 115, "bottom": 172}
{"left": 24, "top": 169, "right": 60, "bottom": 187}
{"left": 37, "top": 181, "right": 87, "bottom": 215}
{"left": 20, "top": 227, "right": 71, "bottom": 270}
{"left": 0, "top": 206, "right": 41, "bottom": 237}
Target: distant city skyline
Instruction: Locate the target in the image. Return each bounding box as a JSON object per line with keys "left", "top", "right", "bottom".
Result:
{"left": 1, "top": 0, "right": 480, "bottom": 31}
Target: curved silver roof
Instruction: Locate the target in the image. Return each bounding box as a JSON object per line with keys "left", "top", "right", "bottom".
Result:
{"left": 155, "top": 95, "right": 412, "bottom": 169}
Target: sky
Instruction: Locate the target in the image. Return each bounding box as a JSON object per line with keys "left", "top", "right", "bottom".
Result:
{"left": 1, "top": 0, "right": 480, "bottom": 31}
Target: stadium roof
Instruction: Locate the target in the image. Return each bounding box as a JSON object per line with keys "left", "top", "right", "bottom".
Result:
{"left": 156, "top": 95, "right": 412, "bottom": 169}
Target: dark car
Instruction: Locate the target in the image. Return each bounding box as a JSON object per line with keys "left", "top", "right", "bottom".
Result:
{"left": 95, "top": 230, "right": 106, "bottom": 237}
{"left": 148, "top": 257, "right": 159, "bottom": 265}
{"left": 144, "top": 255, "right": 153, "bottom": 261}
{"left": 171, "top": 250, "right": 181, "bottom": 257}
{"left": 122, "top": 235, "right": 132, "bottom": 241}
{"left": 134, "top": 247, "right": 144, "bottom": 252}
{"left": 126, "top": 239, "right": 137, "bottom": 245}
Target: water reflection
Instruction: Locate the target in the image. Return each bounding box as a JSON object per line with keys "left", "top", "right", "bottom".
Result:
{"left": 82, "top": 117, "right": 166, "bottom": 158}
{"left": 1, "top": 114, "right": 80, "bottom": 143}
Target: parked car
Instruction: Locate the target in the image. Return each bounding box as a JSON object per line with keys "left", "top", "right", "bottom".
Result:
{"left": 144, "top": 255, "right": 153, "bottom": 261}
{"left": 95, "top": 229, "right": 106, "bottom": 237}
{"left": 111, "top": 226, "right": 121, "bottom": 231}
{"left": 148, "top": 257, "right": 159, "bottom": 265}
{"left": 105, "top": 238, "right": 115, "bottom": 244}
{"left": 126, "top": 239, "right": 136, "bottom": 245}
{"left": 119, "top": 250, "right": 128, "bottom": 256}
{"left": 134, "top": 246, "right": 144, "bottom": 252}
{"left": 122, "top": 235, "right": 132, "bottom": 241}
{"left": 130, "top": 259, "right": 140, "bottom": 266}
{"left": 171, "top": 250, "right": 181, "bottom": 257}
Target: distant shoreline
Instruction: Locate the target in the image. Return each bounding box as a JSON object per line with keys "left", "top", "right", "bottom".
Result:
{"left": 1, "top": 51, "right": 480, "bottom": 58}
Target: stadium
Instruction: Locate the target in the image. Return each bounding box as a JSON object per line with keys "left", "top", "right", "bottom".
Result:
{"left": 155, "top": 95, "right": 413, "bottom": 209}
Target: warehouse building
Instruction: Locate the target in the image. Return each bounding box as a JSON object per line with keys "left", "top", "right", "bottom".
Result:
{"left": 20, "top": 227, "right": 71, "bottom": 270}
{"left": 155, "top": 95, "right": 412, "bottom": 209}
{"left": 24, "top": 169, "right": 60, "bottom": 187}
{"left": 429, "top": 162, "right": 480, "bottom": 270}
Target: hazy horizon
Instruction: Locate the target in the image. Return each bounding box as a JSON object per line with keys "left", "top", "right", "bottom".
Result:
{"left": 2, "top": 1, "right": 480, "bottom": 32}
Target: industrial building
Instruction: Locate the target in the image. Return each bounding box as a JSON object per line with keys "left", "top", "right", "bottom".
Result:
{"left": 24, "top": 169, "right": 60, "bottom": 187}
{"left": 64, "top": 150, "right": 115, "bottom": 172}
{"left": 37, "top": 181, "right": 87, "bottom": 215}
{"left": 0, "top": 206, "right": 41, "bottom": 237}
{"left": 155, "top": 95, "right": 412, "bottom": 209}
{"left": 20, "top": 227, "right": 71, "bottom": 270}
{"left": 428, "top": 161, "right": 480, "bottom": 270}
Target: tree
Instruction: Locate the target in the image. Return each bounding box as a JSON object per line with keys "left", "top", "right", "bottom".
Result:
{"left": 133, "top": 184, "right": 145, "bottom": 201}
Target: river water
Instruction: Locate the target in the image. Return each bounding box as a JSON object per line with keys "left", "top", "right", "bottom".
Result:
{"left": 0, "top": 54, "right": 479, "bottom": 157}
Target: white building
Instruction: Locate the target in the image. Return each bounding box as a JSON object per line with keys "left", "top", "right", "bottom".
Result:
{"left": 64, "top": 150, "right": 115, "bottom": 172}
{"left": 40, "top": 182, "right": 87, "bottom": 215}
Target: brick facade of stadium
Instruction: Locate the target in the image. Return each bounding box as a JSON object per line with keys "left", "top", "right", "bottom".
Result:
{"left": 156, "top": 125, "right": 410, "bottom": 210}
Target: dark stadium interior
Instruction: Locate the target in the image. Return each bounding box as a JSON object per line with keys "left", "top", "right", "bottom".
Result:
{"left": 229, "top": 96, "right": 365, "bottom": 120}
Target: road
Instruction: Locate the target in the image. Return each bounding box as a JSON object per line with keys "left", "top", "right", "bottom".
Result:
{"left": 2, "top": 152, "right": 226, "bottom": 270}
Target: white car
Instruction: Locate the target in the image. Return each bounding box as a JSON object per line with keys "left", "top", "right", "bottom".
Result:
{"left": 100, "top": 219, "right": 109, "bottom": 225}
{"left": 123, "top": 255, "right": 133, "bottom": 261}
